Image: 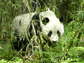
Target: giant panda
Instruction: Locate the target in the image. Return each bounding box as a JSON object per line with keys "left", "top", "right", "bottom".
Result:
{"left": 13, "top": 9, "right": 64, "bottom": 50}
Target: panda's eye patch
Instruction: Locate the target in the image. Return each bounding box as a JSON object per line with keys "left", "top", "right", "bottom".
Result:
{"left": 57, "top": 31, "right": 60, "bottom": 36}
{"left": 42, "top": 18, "right": 49, "bottom": 25}
{"left": 48, "top": 31, "right": 52, "bottom": 37}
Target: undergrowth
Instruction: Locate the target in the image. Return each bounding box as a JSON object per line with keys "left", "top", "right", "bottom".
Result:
{"left": 0, "top": 20, "right": 84, "bottom": 63}
{"left": 0, "top": 0, "right": 84, "bottom": 63}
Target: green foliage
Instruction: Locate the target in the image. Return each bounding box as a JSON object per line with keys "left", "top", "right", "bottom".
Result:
{"left": 57, "top": 20, "right": 84, "bottom": 63}
{"left": 0, "top": 44, "right": 13, "bottom": 59}
{"left": 0, "top": 0, "right": 84, "bottom": 63}
{"left": 0, "top": 57, "right": 23, "bottom": 63}
{"left": 31, "top": 42, "right": 63, "bottom": 63}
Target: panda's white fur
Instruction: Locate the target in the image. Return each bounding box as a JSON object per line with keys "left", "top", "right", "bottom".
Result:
{"left": 13, "top": 9, "right": 64, "bottom": 42}
{"left": 39, "top": 9, "right": 64, "bottom": 42}
{"left": 13, "top": 13, "right": 36, "bottom": 40}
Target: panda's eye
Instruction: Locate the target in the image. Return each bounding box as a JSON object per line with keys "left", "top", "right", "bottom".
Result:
{"left": 48, "top": 31, "right": 52, "bottom": 37}
{"left": 57, "top": 31, "right": 60, "bottom": 36}
{"left": 42, "top": 18, "right": 49, "bottom": 25}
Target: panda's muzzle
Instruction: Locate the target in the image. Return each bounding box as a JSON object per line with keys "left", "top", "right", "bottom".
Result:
{"left": 52, "top": 41, "right": 57, "bottom": 43}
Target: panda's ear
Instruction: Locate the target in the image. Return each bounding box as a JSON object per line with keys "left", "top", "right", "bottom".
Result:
{"left": 42, "top": 18, "right": 49, "bottom": 25}
{"left": 32, "top": 13, "right": 39, "bottom": 20}
{"left": 59, "top": 16, "right": 65, "bottom": 22}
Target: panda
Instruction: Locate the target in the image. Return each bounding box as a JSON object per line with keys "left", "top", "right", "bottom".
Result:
{"left": 13, "top": 9, "right": 64, "bottom": 50}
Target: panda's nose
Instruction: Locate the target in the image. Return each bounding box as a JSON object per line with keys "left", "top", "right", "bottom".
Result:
{"left": 52, "top": 41, "right": 57, "bottom": 43}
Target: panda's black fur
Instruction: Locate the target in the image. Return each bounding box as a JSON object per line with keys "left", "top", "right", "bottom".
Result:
{"left": 31, "top": 13, "right": 41, "bottom": 35}
{"left": 13, "top": 13, "right": 41, "bottom": 51}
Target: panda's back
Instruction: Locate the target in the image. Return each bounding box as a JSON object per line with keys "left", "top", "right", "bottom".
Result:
{"left": 13, "top": 12, "right": 36, "bottom": 40}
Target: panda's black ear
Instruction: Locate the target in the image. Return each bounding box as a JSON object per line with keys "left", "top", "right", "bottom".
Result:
{"left": 32, "top": 13, "right": 39, "bottom": 20}
{"left": 42, "top": 18, "right": 49, "bottom": 25}
{"left": 59, "top": 16, "right": 65, "bottom": 22}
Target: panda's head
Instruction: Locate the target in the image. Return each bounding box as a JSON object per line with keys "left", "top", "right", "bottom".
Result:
{"left": 39, "top": 9, "right": 64, "bottom": 42}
